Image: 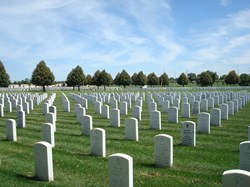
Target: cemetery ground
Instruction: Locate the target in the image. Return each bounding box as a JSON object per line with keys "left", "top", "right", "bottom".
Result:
{"left": 0, "top": 90, "right": 249, "bottom": 186}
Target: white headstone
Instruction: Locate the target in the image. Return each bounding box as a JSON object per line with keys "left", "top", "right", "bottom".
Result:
{"left": 198, "top": 112, "right": 210, "bottom": 134}
{"left": 150, "top": 110, "right": 161, "bottom": 130}
{"left": 6, "top": 100, "right": 12, "bottom": 112}
{"left": 101, "top": 105, "right": 110, "bottom": 119}
{"left": 210, "top": 108, "right": 221, "bottom": 127}
{"left": 17, "top": 110, "right": 25, "bottom": 128}
{"left": 192, "top": 101, "right": 200, "bottom": 114}
{"left": 132, "top": 106, "right": 141, "bottom": 121}
{"left": 34, "top": 141, "right": 54, "bottom": 181}
{"left": 173, "top": 99, "right": 180, "bottom": 109}
{"left": 208, "top": 97, "right": 214, "bottom": 108}
{"left": 220, "top": 103, "right": 228, "bottom": 120}
{"left": 214, "top": 96, "right": 219, "bottom": 106}
{"left": 181, "top": 103, "right": 190, "bottom": 118}
{"left": 81, "top": 115, "right": 93, "bottom": 136}
{"left": 28, "top": 99, "right": 34, "bottom": 110}
{"left": 110, "top": 109, "right": 120, "bottom": 127}
{"left": 227, "top": 101, "right": 234, "bottom": 116}
{"left": 109, "top": 153, "right": 133, "bottom": 187}
{"left": 181, "top": 121, "right": 196, "bottom": 146}
{"left": 125, "top": 118, "right": 139, "bottom": 141}
{"left": 200, "top": 99, "right": 208, "bottom": 112}
{"left": 0, "top": 104, "right": 4, "bottom": 117}
{"left": 42, "top": 123, "right": 55, "bottom": 148}
{"left": 154, "top": 134, "right": 173, "bottom": 168}
{"left": 77, "top": 107, "right": 86, "bottom": 123}
{"left": 64, "top": 100, "right": 70, "bottom": 112}
{"left": 6, "top": 119, "right": 17, "bottom": 141}
{"left": 49, "top": 106, "right": 57, "bottom": 121}
{"left": 94, "top": 101, "right": 102, "bottom": 114}
{"left": 46, "top": 113, "right": 56, "bottom": 132}
{"left": 149, "top": 102, "right": 157, "bottom": 112}
{"left": 233, "top": 99, "right": 239, "bottom": 113}
{"left": 23, "top": 101, "right": 30, "bottom": 114}
{"left": 43, "top": 103, "right": 49, "bottom": 115}
{"left": 168, "top": 107, "right": 178, "bottom": 123}
{"left": 111, "top": 99, "right": 118, "bottom": 109}
{"left": 162, "top": 100, "right": 169, "bottom": 113}
{"left": 90, "top": 128, "right": 106, "bottom": 157}
{"left": 120, "top": 101, "right": 128, "bottom": 115}
{"left": 240, "top": 141, "right": 250, "bottom": 172}
{"left": 222, "top": 169, "right": 250, "bottom": 187}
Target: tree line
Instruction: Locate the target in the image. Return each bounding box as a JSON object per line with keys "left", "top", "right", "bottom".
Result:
{"left": 0, "top": 60, "right": 249, "bottom": 91}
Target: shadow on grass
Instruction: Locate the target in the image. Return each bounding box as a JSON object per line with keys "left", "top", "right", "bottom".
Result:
{"left": 16, "top": 174, "right": 37, "bottom": 181}
{"left": 75, "top": 153, "right": 92, "bottom": 157}
{"left": 139, "top": 163, "right": 159, "bottom": 169}
{"left": 107, "top": 138, "right": 125, "bottom": 141}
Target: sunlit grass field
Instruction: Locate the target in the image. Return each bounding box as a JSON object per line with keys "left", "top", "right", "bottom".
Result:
{"left": 0, "top": 90, "right": 249, "bottom": 186}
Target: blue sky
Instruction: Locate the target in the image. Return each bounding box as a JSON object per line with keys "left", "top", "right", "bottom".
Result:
{"left": 0, "top": 0, "right": 250, "bottom": 81}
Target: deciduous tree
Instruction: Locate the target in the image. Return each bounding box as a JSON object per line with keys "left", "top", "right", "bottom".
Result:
{"left": 31, "top": 60, "right": 55, "bottom": 92}
{"left": 177, "top": 73, "right": 188, "bottom": 87}
{"left": 159, "top": 73, "right": 169, "bottom": 87}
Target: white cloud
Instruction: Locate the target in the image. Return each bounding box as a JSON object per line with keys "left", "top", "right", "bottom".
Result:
{"left": 185, "top": 8, "right": 250, "bottom": 75}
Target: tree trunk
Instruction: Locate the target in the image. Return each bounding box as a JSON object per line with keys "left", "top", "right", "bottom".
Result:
{"left": 104, "top": 85, "right": 106, "bottom": 91}
{"left": 42, "top": 85, "right": 46, "bottom": 92}
{"left": 78, "top": 85, "right": 80, "bottom": 91}
{"left": 73, "top": 86, "right": 75, "bottom": 91}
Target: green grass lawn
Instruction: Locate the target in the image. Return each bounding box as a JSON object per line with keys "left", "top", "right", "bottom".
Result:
{"left": 0, "top": 90, "right": 249, "bottom": 187}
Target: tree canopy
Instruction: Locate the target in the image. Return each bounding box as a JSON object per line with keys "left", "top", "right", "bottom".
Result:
{"left": 131, "top": 73, "right": 137, "bottom": 86}
{"left": 239, "top": 73, "right": 250, "bottom": 86}
{"left": 85, "top": 74, "right": 92, "bottom": 85}
{"left": 177, "top": 73, "right": 188, "bottom": 87}
{"left": 0, "top": 60, "right": 10, "bottom": 87}
{"left": 114, "top": 70, "right": 131, "bottom": 88}
{"left": 92, "top": 70, "right": 101, "bottom": 88}
{"left": 159, "top": 73, "right": 169, "bottom": 87}
{"left": 66, "top": 65, "right": 85, "bottom": 91}
{"left": 147, "top": 72, "right": 159, "bottom": 86}
{"left": 196, "top": 72, "right": 213, "bottom": 87}
{"left": 187, "top": 73, "right": 196, "bottom": 83}
{"left": 206, "top": 70, "right": 218, "bottom": 86}
{"left": 96, "top": 70, "right": 112, "bottom": 90}
{"left": 31, "top": 60, "right": 55, "bottom": 92}
{"left": 224, "top": 70, "right": 239, "bottom": 86}
{"left": 135, "top": 71, "right": 147, "bottom": 86}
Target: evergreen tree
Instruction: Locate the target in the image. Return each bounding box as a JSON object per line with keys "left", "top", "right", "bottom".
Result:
{"left": 135, "top": 71, "right": 147, "bottom": 86}
{"left": 66, "top": 65, "right": 85, "bottom": 91}
{"left": 97, "top": 70, "right": 112, "bottom": 90}
{"left": 147, "top": 72, "right": 159, "bottom": 86}
{"left": 92, "top": 70, "right": 101, "bottom": 89}
{"left": 0, "top": 61, "right": 10, "bottom": 87}
{"left": 131, "top": 73, "right": 137, "bottom": 86}
{"left": 85, "top": 74, "right": 92, "bottom": 85}
{"left": 119, "top": 70, "right": 132, "bottom": 88}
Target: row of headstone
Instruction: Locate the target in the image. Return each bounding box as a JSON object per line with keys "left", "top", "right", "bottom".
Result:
{"left": 43, "top": 93, "right": 56, "bottom": 115}
{"left": 61, "top": 93, "right": 70, "bottom": 112}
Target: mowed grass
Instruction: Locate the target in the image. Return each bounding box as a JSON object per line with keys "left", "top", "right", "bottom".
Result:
{"left": 0, "top": 90, "right": 249, "bottom": 187}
